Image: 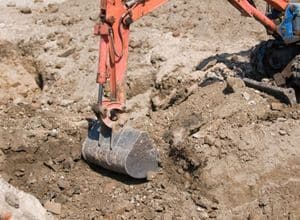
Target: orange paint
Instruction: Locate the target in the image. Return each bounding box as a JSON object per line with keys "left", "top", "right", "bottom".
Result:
{"left": 1, "top": 212, "right": 12, "bottom": 220}
{"left": 265, "top": 0, "right": 288, "bottom": 11}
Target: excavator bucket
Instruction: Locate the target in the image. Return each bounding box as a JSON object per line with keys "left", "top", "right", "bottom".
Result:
{"left": 82, "top": 121, "right": 159, "bottom": 179}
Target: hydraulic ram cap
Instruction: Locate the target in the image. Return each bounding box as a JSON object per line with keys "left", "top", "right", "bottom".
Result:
{"left": 82, "top": 121, "right": 159, "bottom": 179}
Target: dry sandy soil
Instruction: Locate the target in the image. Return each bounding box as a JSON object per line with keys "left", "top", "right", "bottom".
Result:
{"left": 0, "top": 0, "right": 299, "bottom": 219}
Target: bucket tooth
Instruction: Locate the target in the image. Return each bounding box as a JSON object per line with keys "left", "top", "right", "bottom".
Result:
{"left": 82, "top": 121, "right": 159, "bottom": 179}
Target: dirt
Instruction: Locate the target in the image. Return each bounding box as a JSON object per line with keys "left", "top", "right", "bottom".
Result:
{"left": 0, "top": 0, "right": 299, "bottom": 219}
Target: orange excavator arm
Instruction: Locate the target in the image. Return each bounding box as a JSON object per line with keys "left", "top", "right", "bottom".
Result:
{"left": 94, "top": 0, "right": 167, "bottom": 127}
{"left": 94, "top": 0, "right": 289, "bottom": 127}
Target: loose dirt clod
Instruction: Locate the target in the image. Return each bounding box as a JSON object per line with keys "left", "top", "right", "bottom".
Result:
{"left": 44, "top": 200, "right": 62, "bottom": 215}
{"left": 6, "top": 2, "right": 16, "bottom": 7}
{"left": 226, "top": 76, "right": 246, "bottom": 93}
{"left": 19, "top": 7, "right": 32, "bottom": 14}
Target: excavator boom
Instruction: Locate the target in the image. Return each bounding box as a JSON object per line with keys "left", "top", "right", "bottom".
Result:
{"left": 94, "top": 0, "right": 291, "bottom": 128}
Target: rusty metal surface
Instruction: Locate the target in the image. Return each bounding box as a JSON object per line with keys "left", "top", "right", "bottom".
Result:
{"left": 82, "top": 121, "right": 159, "bottom": 179}
{"left": 243, "top": 77, "right": 297, "bottom": 105}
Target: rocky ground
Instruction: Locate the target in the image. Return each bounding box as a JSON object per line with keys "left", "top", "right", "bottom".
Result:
{"left": 0, "top": 0, "right": 299, "bottom": 219}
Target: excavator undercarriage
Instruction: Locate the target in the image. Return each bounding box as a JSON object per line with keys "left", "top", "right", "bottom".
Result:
{"left": 82, "top": 0, "right": 300, "bottom": 178}
{"left": 251, "top": 40, "right": 300, "bottom": 88}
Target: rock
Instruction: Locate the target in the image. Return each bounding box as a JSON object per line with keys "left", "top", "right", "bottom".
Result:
{"left": 242, "top": 92, "right": 250, "bottom": 101}
{"left": 65, "top": 185, "right": 81, "bottom": 197}
{"left": 44, "top": 159, "right": 58, "bottom": 172}
{"left": 61, "top": 16, "right": 82, "bottom": 26}
{"left": 146, "top": 171, "right": 157, "bottom": 181}
{"left": 197, "top": 207, "right": 209, "bottom": 219}
{"left": 44, "top": 200, "right": 61, "bottom": 215}
{"left": 48, "top": 129, "right": 59, "bottom": 138}
{"left": 19, "top": 7, "right": 32, "bottom": 14}
{"left": 54, "top": 154, "right": 66, "bottom": 164}
{"left": 172, "top": 30, "right": 181, "bottom": 37}
{"left": 271, "top": 102, "right": 283, "bottom": 111}
{"left": 36, "top": 19, "right": 43, "bottom": 25}
{"left": 14, "top": 170, "right": 25, "bottom": 177}
{"left": 278, "top": 129, "right": 287, "bottom": 136}
{"left": 177, "top": 168, "right": 184, "bottom": 174}
{"left": 88, "top": 47, "right": 98, "bottom": 52}
{"left": 129, "top": 40, "right": 142, "bottom": 49}
{"left": 172, "top": 128, "right": 186, "bottom": 146}
{"left": 5, "top": 192, "right": 19, "bottom": 208}
{"left": 153, "top": 202, "right": 164, "bottom": 212}
{"left": 62, "top": 157, "right": 74, "bottom": 172}
{"left": 27, "top": 177, "right": 37, "bottom": 185}
{"left": 205, "top": 71, "right": 223, "bottom": 81}
{"left": 198, "top": 59, "right": 218, "bottom": 71}
{"left": 56, "top": 34, "right": 72, "bottom": 49}
{"left": 70, "top": 149, "right": 81, "bottom": 162}
{"left": 72, "top": 186, "right": 81, "bottom": 195}
{"left": 192, "top": 130, "right": 205, "bottom": 140}
{"left": 0, "top": 174, "right": 11, "bottom": 183}
{"left": 59, "top": 99, "right": 75, "bottom": 107}
{"left": 74, "top": 120, "right": 88, "bottom": 129}
{"left": 47, "top": 4, "right": 59, "bottom": 13}
{"left": 89, "top": 14, "right": 99, "bottom": 21}
{"left": 226, "top": 77, "right": 245, "bottom": 93}
{"left": 151, "top": 96, "right": 164, "bottom": 109}
{"left": 12, "top": 145, "right": 27, "bottom": 153}
{"left": 262, "top": 78, "right": 270, "bottom": 83}
{"left": 2, "top": 143, "right": 11, "bottom": 151}
{"left": 204, "top": 135, "right": 216, "bottom": 146}
{"left": 192, "top": 195, "right": 218, "bottom": 211}
{"left": 55, "top": 61, "right": 65, "bottom": 69}
{"left": 150, "top": 54, "right": 167, "bottom": 65}
{"left": 57, "top": 178, "right": 70, "bottom": 190}
{"left": 58, "top": 48, "right": 76, "bottom": 58}
{"left": 277, "top": 117, "right": 287, "bottom": 122}
{"left": 0, "top": 178, "right": 54, "bottom": 219}
{"left": 6, "top": 2, "right": 16, "bottom": 7}
{"left": 124, "top": 202, "right": 134, "bottom": 212}
{"left": 230, "top": 55, "right": 240, "bottom": 62}
{"left": 249, "top": 100, "right": 256, "bottom": 105}
{"left": 55, "top": 194, "right": 68, "bottom": 204}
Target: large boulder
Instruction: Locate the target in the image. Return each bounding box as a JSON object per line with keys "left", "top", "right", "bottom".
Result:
{"left": 0, "top": 178, "right": 54, "bottom": 220}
